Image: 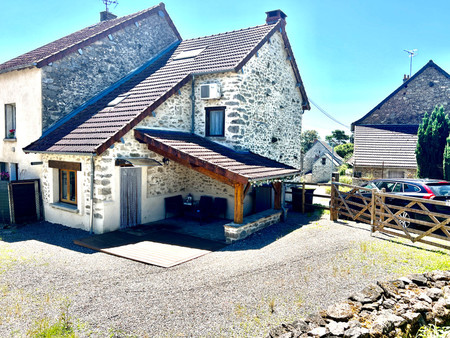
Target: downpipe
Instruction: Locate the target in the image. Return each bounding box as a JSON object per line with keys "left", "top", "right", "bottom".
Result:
{"left": 89, "top": 154, "right": 95, "bottom": 234}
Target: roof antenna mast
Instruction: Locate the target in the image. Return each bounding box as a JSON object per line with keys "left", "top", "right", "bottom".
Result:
{"left": 404, "top": 49, "right": 418, "bottom": 77}
{"left": 102, "top": 0, "right": 119, "bottom": 13}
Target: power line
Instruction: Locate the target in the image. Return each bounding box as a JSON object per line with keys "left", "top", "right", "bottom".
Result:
{"left": 308, "top": 98, "right": 350, "bottom": 130}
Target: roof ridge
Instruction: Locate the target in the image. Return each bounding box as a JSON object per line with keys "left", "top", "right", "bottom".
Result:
{"left": 0, "top": 4, "right": 178, "bottom": 74}
{"left": 182, "top": 22, "right": 275, "bottom": 43}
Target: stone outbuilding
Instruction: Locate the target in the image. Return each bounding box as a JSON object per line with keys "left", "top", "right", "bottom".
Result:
{"left": 0, "top": 3, "right": 310, "bottom": 236}
{"left": 303, "top": 140, "right": 343, "bottom": 183}
{"left": 352, "top": 60, "right": 450, "bottom": 180}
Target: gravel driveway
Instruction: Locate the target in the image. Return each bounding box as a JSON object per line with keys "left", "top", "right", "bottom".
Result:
{"left": 0, "top": 211, "right": 446, "bottom": 337}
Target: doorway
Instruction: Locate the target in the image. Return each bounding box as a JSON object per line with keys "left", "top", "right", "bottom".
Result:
{"left": 120, "top": 167, "right": 141, "bottom": 228}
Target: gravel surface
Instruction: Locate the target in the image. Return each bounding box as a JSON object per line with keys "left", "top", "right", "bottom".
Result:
{"left": 0, "top": 212, "right": 439, "bottom": 337}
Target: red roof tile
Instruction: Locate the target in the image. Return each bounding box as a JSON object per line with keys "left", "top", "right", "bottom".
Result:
{"left": 25, "top": 22, "right": 287, "bottom": 155}
{"left": 0, "top": 4, "right": 181, "bottom": 74}
{"left": 135, "top": 129, "right": 300, "bottom": 183}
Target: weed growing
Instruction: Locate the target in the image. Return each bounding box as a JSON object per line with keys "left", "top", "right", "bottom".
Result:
{"left": 27, "top": 300, "right": 75, "bottom": 338}
{"left": 345, "top": 238, "right": 450, "bottom": 275}
{"left": 416, "top": 324, "right": 450, "bottom": 338}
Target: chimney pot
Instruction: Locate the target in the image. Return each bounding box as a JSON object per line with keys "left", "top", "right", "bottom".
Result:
{"left": 100, "top": 11, "right": 117, "bottom": 22}
{"left": 265, "top": 9, "right": 287, "bottom": 25}
{"left": 403, "top": 74, "right": 410, "bottom": 83}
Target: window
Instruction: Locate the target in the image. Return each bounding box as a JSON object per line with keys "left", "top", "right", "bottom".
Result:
{"left": 321, "top": 157, "right": 326, "bottom": 165}
{"left": 5, "top": 104, "right": 16, "bottom": 139}
{"left": 205, "top": 107, "right": 225, "bottom": 136}
{"left": 59, "top": 169, "right": 77, "bottom": 204}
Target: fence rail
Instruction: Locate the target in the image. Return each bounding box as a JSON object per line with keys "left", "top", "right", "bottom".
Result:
{"left": 329, "top": 181, "right": 450, "bottom": 250}
{"left": 285, "top": 181, "right": 331, "bottom": 213}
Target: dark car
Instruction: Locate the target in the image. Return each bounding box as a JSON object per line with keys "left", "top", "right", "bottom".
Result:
{"left": 361, "top": 178, "right": 450, "bottom": 227}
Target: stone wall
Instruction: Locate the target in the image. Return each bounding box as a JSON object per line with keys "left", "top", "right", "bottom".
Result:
{"left": 192, "top": 32, "right": 304, "bottom": 169}
{"left": 312, "top": 156, "right": 338, "bottom": 183}
{"left": 357, "top": 65, "right": 450, "bottom": 126}
{"left": 224, "top": 209, "right": 282, "bottom": 244}
{"left": 269, "top": 270, "right": 450, "bottom": 338}
{"left": 352, "top": 166, "right": 417, "bottom": 185}
{"left": 41, "top": 12, "right": 179, "bottom": 130}
{"left": 303, "top": 142, "right": 328, "bottom": 174}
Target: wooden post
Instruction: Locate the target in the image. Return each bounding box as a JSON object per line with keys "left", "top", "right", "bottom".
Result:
{"left": 380, "top": 188, "right": 386, "bottom": 226}
{"left": 330, "top": 177, "right": 337, "bottom": 221}
{"left": 273, "top": 181, "right": 282, "bottom": 210}
{"left": 301, "top": 182, "right": 306, "bottom": 214}
{"left": 234, "top": 183, "right": 244, "bottom": 224}
{"left": 370, "top": 188, "right": 376, "bottom": 235}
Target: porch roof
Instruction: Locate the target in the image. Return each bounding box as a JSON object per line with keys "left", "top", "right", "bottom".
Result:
{"left": 134, "top": 129, "right": 300, "bottom": 185}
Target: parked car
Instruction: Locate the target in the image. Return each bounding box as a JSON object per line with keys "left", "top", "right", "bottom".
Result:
{"left": 361, "top": 178, "right": 450, "bottom": 228}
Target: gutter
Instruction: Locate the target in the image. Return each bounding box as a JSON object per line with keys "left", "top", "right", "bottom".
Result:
{"left": 0, "top": 62, "right": 37, "bottom": 75}
{"left": 190, "top": 75, "right": 195, "bottom": 133}
{"left": 90, "top": 154, "right": 95, "bottom": 234}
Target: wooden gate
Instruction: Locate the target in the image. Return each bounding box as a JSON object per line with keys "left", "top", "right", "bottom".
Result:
{"left": 9, "top": 179, "right": 42, "bottom": 224}
{"left": 120, "top": 167, "right": 141, "bottom": 228}
{"left": 330, "top": 182, "right": 450, "bottom": 249}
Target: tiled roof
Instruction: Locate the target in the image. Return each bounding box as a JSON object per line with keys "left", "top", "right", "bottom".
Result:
{"left": 354, "top": 125, "right": 418, "bottom": 168}
{"left": 0, "top": 4, "right": 181, "bottom": 74}
{"left": 352, "top": 60, "right": 450, "bottom": 128}
{"left": 315, "top": 140, "right": 344, "bottom": 163}
{"left": 134, "top": 129, "right": 300, "bottom": 183}
{"left": 25, "top": 21, "right": 297, "bottom": 155}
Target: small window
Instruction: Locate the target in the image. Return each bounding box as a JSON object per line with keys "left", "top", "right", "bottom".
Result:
{"left": 404, "top": 184, "right": 421, "bottom": 193}
{"left": 60, "top": 169, "right": 77, "bottom": 205}
{"left": 205, "top": 107, "right": 225, "bottom": 137}
{"left": 5, "top": 104, "right": 16, "bottom": 139}
{"left": 321, "top": 157, "right": 326, "bottom": 165}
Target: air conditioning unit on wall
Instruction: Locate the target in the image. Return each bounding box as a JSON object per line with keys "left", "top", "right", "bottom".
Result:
{"left": 200, "top": 84, "right": 221, "bottom": 100}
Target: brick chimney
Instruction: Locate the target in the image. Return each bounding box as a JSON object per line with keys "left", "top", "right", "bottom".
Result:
{"left": 265, "top": 9, "right": 287, "bottom": 25}
{"left": 100, "top": 11, "right": 117, "bottom": 22}
{"left": 403, "top": 74, "right": 410, "bottom": 83}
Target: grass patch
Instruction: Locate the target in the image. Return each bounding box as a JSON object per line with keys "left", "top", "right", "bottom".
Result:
{"left": 0, "top": 245, "right": 18, "bottom": 274}
{"left": 27, "top": 300, "right": 76, "bottom": 337}
{"left": 344, "top": 238, "right": 450, "bottom": 275}
{"left": 416, "top": 324, "right": 450, "bottom": 338}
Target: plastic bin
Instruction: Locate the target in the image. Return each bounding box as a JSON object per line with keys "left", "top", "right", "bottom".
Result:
{"left": 291, "top": 187, "right": 315, "bottom": 212}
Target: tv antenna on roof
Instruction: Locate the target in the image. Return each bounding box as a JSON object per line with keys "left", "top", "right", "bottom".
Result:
{"left": 102, "top": 0, "right": 119, "bottom": 13}
{"left": 404, "top": 49, "right": 418, "bottom": 77}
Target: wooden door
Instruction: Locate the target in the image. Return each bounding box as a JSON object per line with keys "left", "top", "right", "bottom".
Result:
{"left": 120, "top": 167, "right": 141, "bottom": 228}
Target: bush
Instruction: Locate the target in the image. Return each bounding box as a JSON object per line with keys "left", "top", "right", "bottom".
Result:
{"left": 334, "top": 143, "right": 353, "bottom": 159}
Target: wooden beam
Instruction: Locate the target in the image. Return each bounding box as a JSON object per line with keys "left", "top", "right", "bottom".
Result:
{"left": 272, "top": 181, "right": 282, "bottom": 210}
{"left": 243, "top": 183, "right": 251, "bottom": 196}
{"left": 48, "top": 160, "right": 81, "bottom": 171}
{"left": 234, "top": 183, "right": 244, "bottom": 224}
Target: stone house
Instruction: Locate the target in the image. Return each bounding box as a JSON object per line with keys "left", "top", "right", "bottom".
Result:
{"left": 0, "top": 4, "right": 310, "bottom": 235}
{"left": 352, "top": 60, "right": 450, "bottom": 180}
{"left": 303, "top": 140, "right": 343, "bottom": 183}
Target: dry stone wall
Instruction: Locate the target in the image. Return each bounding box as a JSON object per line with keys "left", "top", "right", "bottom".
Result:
{"left": 269, "top": 270, "right": 450, "bottom": 338}
{"left": 41, "top": 12, "right": 179, "bottom": 130}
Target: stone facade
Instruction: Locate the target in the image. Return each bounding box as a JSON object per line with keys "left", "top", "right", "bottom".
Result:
{"left": 36, "top": 28, "right": 304, "bottom": 233}
{"left": 356, "top": 65, "right": 450, "bottom": 125}
{"left": 192, "top": 32, "right": 304, "bottom": 168}
{"left": 303, "top": 142, "right": 342, "bottom": 183}
{"left": 41, "top": 12, "right": 179, "bottom": 130}
{"left": 312, "top": 154, "right": 339, "bottom": 183}
{"left": 352, "top": 166, "right": 416, "bottom": 185}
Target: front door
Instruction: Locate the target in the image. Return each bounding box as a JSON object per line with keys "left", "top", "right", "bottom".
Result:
{"left": 120, "top": 167, "right": 141, "bottom": 228}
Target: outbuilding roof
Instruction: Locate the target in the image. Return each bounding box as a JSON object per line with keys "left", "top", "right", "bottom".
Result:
{"left": 0, "top": 3, "right": 181, "bottom": 74}
{"left": 24, "top": 17, "right": 308, "bottom": 155}
{"left": 134, "top": 129, "right": 300, "bottom": 184}
{"left": 352, "top": 60, "right": 450, "bottom": 129}
{"left": 353, "top": 125, "right": 418, "bottom": 168}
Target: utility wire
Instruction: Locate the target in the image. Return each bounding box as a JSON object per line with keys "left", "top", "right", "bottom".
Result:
{"left": 309, "top": 98, "right": 350, "bottom": 130}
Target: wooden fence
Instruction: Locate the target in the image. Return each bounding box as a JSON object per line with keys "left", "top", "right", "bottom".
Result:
{"left": 330, "top": 182, "right": 450, "bottom": 250}
{"left": 285, "top": 182, "right": 331, "bottom": 213}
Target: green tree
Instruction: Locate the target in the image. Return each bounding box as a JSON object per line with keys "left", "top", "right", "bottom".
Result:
{"left": 334, "top": 143, "right": 354, "bottom": 160}
{"left": 416, "top": 106, "right": 449, "bottom": 179}
{"left": 325, "top": 130, "right": 350, "bottom": 145}
{"left": 443, "top": 137, "right": 450, "bottom": 181}
{"left": 301, "top": 130, "right": 320, "bottom": 153}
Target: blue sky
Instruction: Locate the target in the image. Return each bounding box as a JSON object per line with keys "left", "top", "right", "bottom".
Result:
{"left": 1, "top": 0, "right": 449, "bottom": 139}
